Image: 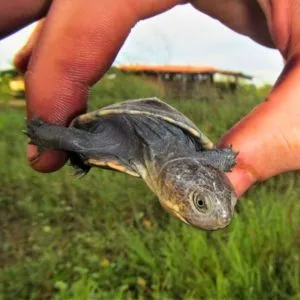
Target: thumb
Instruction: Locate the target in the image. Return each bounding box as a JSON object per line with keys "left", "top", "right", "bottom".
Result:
{"left": 25, "top": 0, "right": 182, "bottom": 172}
{"left": 219, "top": 55, "right": 300, "bottom": 197}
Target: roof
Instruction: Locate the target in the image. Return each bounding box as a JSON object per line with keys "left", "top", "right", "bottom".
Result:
{"left": 117, "top": 64, "right": 252, "bottom": 79}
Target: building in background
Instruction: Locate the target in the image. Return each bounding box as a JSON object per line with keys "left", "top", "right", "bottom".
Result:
{"left": 0, "top": 64, "right": 253, "bottom": 100}
{"left": 117, "top": 64, "right": 252, "bottom": 98}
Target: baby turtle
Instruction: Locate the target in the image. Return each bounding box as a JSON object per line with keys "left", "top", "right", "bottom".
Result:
{"left": 26, "top": 98, "right": 237, "bottom": 230}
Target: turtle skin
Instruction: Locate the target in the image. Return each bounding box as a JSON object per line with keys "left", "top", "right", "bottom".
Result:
{"left": 26, "top": 98, "right": 238, "bottom": 230}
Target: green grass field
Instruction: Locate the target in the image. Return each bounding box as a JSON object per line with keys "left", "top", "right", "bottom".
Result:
{"left": 0, "top": 74, "right": 299, "bottom": 300}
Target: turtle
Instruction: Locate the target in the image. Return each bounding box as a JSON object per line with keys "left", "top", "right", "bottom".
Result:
{"left": 25, "top": 98, "right": 238, "bottom": 230}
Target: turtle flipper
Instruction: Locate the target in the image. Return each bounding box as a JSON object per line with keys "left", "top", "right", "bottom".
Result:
{"left": 26, "top": 116, "right": 143, "bottom": 178}
{"left": 198, "top": 147, "right": 238, "bottom": 172}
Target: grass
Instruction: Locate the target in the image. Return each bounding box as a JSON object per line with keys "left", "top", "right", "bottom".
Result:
{"left": 0, "top": 73, "right": 299, "bottom": 300}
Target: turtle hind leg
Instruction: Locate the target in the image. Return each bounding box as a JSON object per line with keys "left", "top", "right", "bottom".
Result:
{"left": 69, "top": 152, "right": 91, "bottom": 176}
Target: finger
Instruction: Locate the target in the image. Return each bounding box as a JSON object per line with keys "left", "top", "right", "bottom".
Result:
{"left": 14, "top": 20, "right": 45, "bottom": 74}
{"left": 0, "top": 0, "right": 51, "bottom": 38}
{"left": 26, "top": 0, "right": 183, "bottom": 172}
{"left": 219, "top": 55, "right": 300, "bottom": 197}
{"left": 192, "top": 0, "right": 274, "bottom": 48}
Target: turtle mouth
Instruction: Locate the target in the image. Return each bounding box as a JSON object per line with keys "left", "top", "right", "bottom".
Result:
{"left": 162, "top": 204, "right": 189, "bottom": 225}
{"left": 230, "top": 191, "right": 238, "bottom": 210}
{"left": 199, "top": 216, "right": 231, "bottom": 231}
{"left": 193, "top": 220, "right": 230, "bottom": 231}
{"left": 174, "top": 212, "right": 189, "bottom": 225}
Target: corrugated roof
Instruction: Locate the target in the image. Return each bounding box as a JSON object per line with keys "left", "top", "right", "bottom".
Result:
{"left": 117, "top": 64, "right": 252, "bottom": 79}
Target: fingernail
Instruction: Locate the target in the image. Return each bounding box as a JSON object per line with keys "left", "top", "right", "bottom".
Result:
{"left": 27, "top": 144, "right": 40, "bottom": 164}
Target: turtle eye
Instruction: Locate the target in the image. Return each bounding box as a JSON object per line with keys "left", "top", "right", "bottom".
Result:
{"left": 192, "top": 193, "right": 208, "bottom": 213}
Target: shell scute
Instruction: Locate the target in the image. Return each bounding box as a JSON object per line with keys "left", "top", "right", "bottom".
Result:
{"left": 73, "top": 98, "right": 214, "bottom": 150}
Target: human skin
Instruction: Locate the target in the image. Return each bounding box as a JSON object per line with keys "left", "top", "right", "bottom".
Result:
{"left": 1, "top": 0, "right": 300, "bottom": 197}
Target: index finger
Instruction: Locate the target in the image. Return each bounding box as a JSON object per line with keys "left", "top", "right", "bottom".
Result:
{"left": 26, "top": 0, "right": 183, "bottom": 172}
{"left": 0, "top": 0, "right": 51, "bottom": 38}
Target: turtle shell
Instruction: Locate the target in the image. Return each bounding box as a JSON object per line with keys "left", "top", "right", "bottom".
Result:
{"left": 72, "top": 98, "right": 214, "bottom": 150}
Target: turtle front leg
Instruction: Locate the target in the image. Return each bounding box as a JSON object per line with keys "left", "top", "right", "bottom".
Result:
{"left": 198, "top": 147, "right": 238, "bottom": 172}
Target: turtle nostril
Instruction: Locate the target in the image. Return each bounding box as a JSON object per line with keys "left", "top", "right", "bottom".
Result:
{"left": 218, "top": 211, "right": 232, "bottom": 226}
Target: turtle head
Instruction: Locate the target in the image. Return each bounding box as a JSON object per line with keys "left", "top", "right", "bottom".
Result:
{"left": 157, "top": 158, "right": 237, "bottom": 230}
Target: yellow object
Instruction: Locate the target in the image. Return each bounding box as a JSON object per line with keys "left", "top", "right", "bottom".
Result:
{"left": 8, "top": 77, "right": 25, "bottom": 98}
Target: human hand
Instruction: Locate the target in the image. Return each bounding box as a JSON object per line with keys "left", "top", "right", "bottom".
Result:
{"left": 2, "top": 0, "right": 300, "bottom": 197}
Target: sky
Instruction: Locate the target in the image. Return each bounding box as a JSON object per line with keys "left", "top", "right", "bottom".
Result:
{"left": 0, "top": 4, "right": 283, "bottom": 85}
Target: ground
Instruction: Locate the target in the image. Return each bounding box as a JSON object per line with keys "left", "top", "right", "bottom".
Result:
{"left": 0, "top": 74, "right": 299, "bottom": 299}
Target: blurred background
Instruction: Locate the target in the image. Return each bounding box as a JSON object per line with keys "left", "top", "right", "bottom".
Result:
{"left": 0, "top": 5, "right": 299, "bottom": 300}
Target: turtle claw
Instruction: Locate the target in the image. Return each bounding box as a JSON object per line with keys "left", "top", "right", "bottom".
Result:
{"left": 22, "top": 127, "right": 44, "bottom": 152}
{"left": 25, "top": 117, "right": 42, "bottom": 138}
{"left": 24, "top": 117, "right": 47, "bottom": 152}
{"left": 69, "top": 153, "right": 91, "bottom": 177}
{"left": 73, "top": 168, "right": 87, "bottom": 178}
{"left": 27, "top": 116, "right": 45, "bottom": 129}
{"left": 221, "top": 146, "right": 238, "bottom": 172}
